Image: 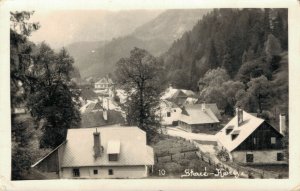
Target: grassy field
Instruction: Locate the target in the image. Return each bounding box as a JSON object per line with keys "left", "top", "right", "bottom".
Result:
{"left": 150, "top": 134, "right": 221, "bottom": 178}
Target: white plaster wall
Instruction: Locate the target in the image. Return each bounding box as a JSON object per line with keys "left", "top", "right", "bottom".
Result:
{"left": 161, "top": 107, "right": 182, "bottom": 126}
{"left": 231, "top": 150, "right": 287, "bottom": 164}
{"left": 61, "top": 165, "right": 147, "bottom": 179}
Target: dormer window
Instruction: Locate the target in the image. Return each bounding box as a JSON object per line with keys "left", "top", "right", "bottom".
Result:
{"left": 107, "top": 140, "right": 120, "bottom": 162}
{"left": 231, "top": 130, "right": 240, "bottom": 140}
{"left": 109, "top": 154, "right": 119, "bottom": 161}
{"left": 226, "top": 125, "right": 234, "bottom": 135}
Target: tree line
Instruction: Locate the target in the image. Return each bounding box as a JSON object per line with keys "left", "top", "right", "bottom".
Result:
{"left": 11, "top": 11, "right": 80, "bottom": 179}
{"left": 159, "top": 8, "right": 288, "bottom": 119}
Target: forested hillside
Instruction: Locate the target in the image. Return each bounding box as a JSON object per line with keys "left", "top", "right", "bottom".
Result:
{"left": 68, "top": 9, "right": 210, "bottom": 77}
{"left": 161, "top": 8, "right": 288, "bottom": 118}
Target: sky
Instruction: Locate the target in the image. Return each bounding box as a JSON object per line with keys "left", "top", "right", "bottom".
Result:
{"left": 28, "top": 10, "right": 163, "bottom": 49}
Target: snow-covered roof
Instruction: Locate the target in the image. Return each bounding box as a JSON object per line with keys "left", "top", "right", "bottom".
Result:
{"left": 179, "top": 105, "right": 219, "bottom": 125}
{"left": 161, "top": 87, "right": 196, "bottom": 100}
{"left": 61, "top": 126, "right": 154, "bottom": 167}
{"left": 107, "top": 140, "right": 121, "bottom": 154}
{"left": 95, "top": 77, "right": 114, "bottom": 85}
{"left": 216, "top": 110, "right": 265, "bottom": 152}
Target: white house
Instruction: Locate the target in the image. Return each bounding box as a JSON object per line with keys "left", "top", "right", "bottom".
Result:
{"left": 94, "top": 76, "right": 114, "bottom": 90}
{"left": 31, "top": 126, "right": 154, "bottom": 179}
{"left": 158, "top": 100, "right": 182, "bottom": 126}
{"left": 216, "top": 109, "right": 287, "bottom": 164}
{"left": 94, "top": 76, "right": 115, "bottom": 97}
{"left": 178, "top": 103, "right": 220, "bottom": 133}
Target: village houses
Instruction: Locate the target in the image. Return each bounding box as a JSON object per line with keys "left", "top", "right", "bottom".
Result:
{"left": 31, "top": 126, "right": 154, "bottom": 179}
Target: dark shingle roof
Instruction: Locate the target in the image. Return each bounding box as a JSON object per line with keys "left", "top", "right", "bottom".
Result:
{"left": 81, "top": 110, "right": 125, "bottom": 128}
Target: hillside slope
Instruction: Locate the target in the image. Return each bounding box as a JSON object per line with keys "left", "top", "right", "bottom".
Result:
{"left": 68, "top": 9, "right": 210, "bottom": 77}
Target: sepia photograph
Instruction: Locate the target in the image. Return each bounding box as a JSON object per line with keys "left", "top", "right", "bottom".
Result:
{"left": 1, "top": 0, "right": 300, "bottom": 190}
{"left": 10, "top": 8, "right": 289, "bottom": 180}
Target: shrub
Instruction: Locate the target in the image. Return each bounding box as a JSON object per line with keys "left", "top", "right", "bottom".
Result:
{"left": 216, "top": 149, "right": 230, "bottom": 162}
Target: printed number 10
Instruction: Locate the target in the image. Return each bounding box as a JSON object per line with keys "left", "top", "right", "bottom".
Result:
{"left": 159, "top": 169, "right": 166, "bottom": 176}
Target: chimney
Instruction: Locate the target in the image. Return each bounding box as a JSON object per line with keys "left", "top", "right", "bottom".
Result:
{"left": 236, "top": 107, "right": 243, "bottom": 126}
{"left": 107, "top": 98, "right": 109, "bottom": 110}
{"left": 279, "top": 113, "right": 286, "bottom": 135}
{"left": 93, "top": 128, "right": 101, "bottom": 158}
{"left": 103, "top": 109, "right": 108, "bottom": 121}
{"left": 201, "top": 103, "right": 206, "bottom": 111}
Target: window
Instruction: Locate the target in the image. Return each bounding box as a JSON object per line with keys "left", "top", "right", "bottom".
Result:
{"left": 93, "top": 169, "right": 98, "bottom": 175}
{"left": 108, "top": 169, "right": 114, "bottom": 175}
{"left": 174, "top": 109, "right": 176, "bottom": 112}
{"left": 246, "top": 154, "right": 254, "bottom": 163}
{"left": 231, "top": 134, "right": 238, "bottom": 140}
{"left": 226, "top": 128, "right": 233, "bottom": 135}
{"left": 73, "top": 168, "right": 80, "bottom": 177}
{"left": 226, "top": 126, "right": 234, "bottom": 135}
{"left": 167, "top": 112, "right": 171, "bottom": 117}
{"left": 253, "top": 137, "right": 256, "bottom": 144}
{"left": 271, "top": 137, "right": 276, "bottom": 144}
{"left": 277, "top": 153, "right": 284, "bottom": 161}
{"left": 109, "top": 154, "right": 118, "bottom": 161}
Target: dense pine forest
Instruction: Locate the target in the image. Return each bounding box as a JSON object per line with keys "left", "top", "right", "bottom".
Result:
{"left": 161, "top": 8, "right": 288, "bottom": 118}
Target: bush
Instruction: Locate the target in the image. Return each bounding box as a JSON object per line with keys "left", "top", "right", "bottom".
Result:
{"left": 216, "top": 149, "right": 230, "bottom": 162}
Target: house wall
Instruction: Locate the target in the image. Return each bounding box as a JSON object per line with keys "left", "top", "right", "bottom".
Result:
{"left": 161, "top": 107, "right": 182, "bottom": 126}
{"left": 231, "top": 150, "right": 287, "bottom": 164}
{"left": 178, "top": 121, "right": 192, "bottom": 132}
{"left": 234, "top": 122, "right": 284, "bottom": 151}
{"left": 178, "top": 121, "right": 217, "bottom": 133}
{"left": 61, "top": 165, "right": 148, "bottom": 179}
{"left": 191, "top": 124, "right": 218, "bottom": 133}
{"left": 35, "top": 150, "right": 59, "bottom": 173}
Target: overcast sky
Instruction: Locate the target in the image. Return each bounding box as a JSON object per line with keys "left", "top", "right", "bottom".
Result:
{"left": 28, "top": 10, "right": 163, "bottom": 49}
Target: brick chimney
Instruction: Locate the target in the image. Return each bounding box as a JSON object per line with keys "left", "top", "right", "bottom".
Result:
{"left": 93, "top": 128, "right": 101, "bottom": 158}
{"left": 236, "top": 107, "right": 243, "bottom": 126}
{"left": 279, "top": 113, "right": 286, "bottom": 135}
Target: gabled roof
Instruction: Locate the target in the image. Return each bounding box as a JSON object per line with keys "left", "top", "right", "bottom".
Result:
{"left": 61, "top": 126, "right": 154, "bottom": 167}
{"left": 80, "top": 88, "right": 98, "bottom": 100}
{"left": 179, "top": 105, "right": 219, "bottom": 125}
{"left": 216, "top": 110, "right": 277, "bottom": 152}
{"left": 160, "top": 100, "right": 180, "bottom": 109}
{"left": 161, "top": 87, "right": 196, "bottom": 100}
{"left": 183, "top": 103, "right": 222, "bottom": 120}
{"left": 31, "top": 141, "right": 67, "bottom": 168}
{"left": 181, "top": 90, "right": 196, "bottom": 97}
{"left": 95, "top": 77, "right": 114, "bottom": 85}
{"left": 81, "top": 110, "right": 125, "bottom": 128}
{"left": 171, "top": 90, "right": 187, "bottom": 99}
